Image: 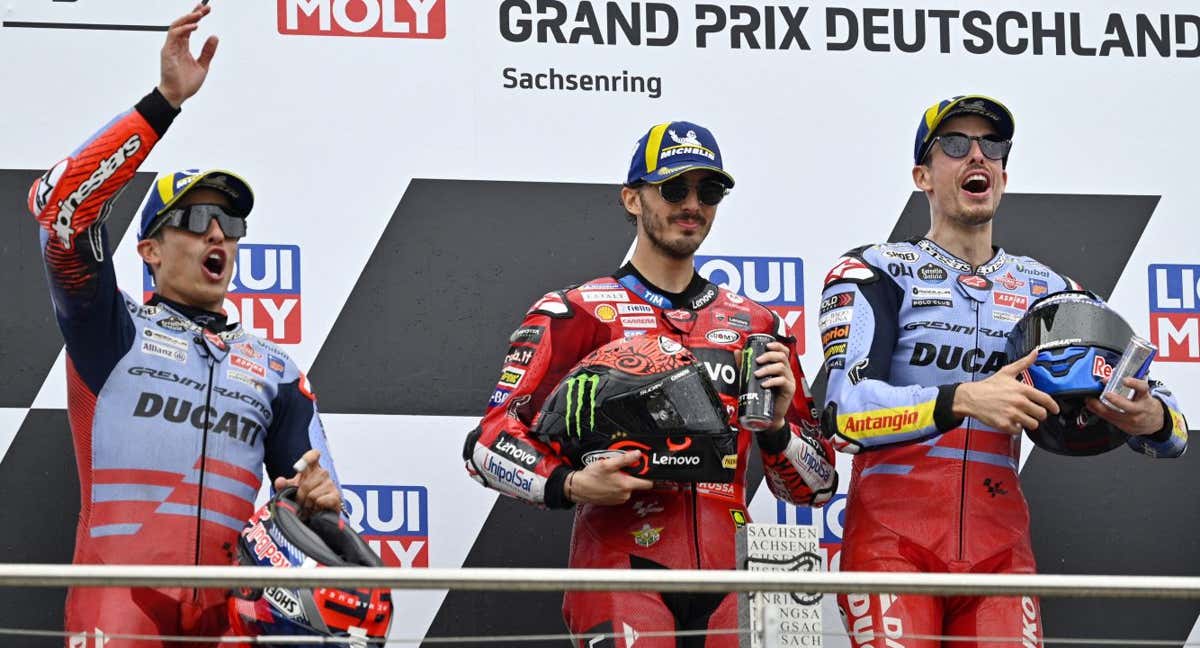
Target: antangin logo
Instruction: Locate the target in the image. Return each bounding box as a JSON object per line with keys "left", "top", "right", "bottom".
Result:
{"left": 565, "top": 373, "right": 600, "bottom": 437}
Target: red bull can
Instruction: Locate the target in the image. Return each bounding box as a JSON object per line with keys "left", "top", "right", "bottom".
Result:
{"left": 1100, "top": 335, "right": 1156, "bottom": 413}
{"left": 738, "top": 334, "right": 775, "bottom": 431}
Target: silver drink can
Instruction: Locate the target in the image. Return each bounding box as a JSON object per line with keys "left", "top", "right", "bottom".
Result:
{"left": 1099, "top": 335, "right": 1157, "bottom": 413}
{"left": 738, "top": 334, "right": 776, "bottom": 431}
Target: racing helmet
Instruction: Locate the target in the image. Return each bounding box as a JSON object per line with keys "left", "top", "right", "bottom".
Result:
{"left": 533, "top": 335, "right": 738, "bottom": 482}
{"left": 228, "top": 488, "right": 393, "bottom": 647}
{"left": 1005, "top": 290, "right": 1144, "bottom": 455}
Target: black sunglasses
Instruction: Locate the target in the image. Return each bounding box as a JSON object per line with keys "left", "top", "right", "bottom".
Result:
{"left": 147, "top": 204, "right": 246, "bottom": 239}
{"left": 656, "top": 177, "right": 729, "bottom": 206}
{"left": 926, "top": 133, "right": 1012, "bottom": 162}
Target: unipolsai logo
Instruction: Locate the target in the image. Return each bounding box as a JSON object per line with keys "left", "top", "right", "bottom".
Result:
{"left": 1148, "top": 264, "right": 1200, "bottom": 361}
{"left": 342, "top": 485, "right": 429, "bottom": 568}
{"left": 695, "top": 256, "right": 806, "bottom": 352}
{"left": 777, "top": 493, "right": 846, "bottom": 571}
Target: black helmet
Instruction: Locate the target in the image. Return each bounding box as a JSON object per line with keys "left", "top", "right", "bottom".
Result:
{"left": 228, "top": 488, "right": 394, "bottom": 646}
{"left": 1006, "top": 290, "right": 1144, "bottom": 456}
{"left": 533, "top": 335, "right": 738, "bottom": 482}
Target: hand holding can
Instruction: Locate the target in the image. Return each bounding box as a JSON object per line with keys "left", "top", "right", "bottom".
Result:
{"left": 738, "top": 334, "right": 776, "bottom": 431}
{"left": 1099, "top": 335, "right": 1156, "bottom": 414}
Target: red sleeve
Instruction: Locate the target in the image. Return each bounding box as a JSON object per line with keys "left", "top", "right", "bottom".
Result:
{"left": 463, "top": 289, "right": 602, "bottom": 508}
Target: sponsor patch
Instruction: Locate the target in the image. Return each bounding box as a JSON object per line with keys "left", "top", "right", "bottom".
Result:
{"left": 227, "top": 370, "right": 265, "bottom": 392}
{"left": 141, "top": 340, "right": 187, "bottom": 364}
{"left": 1030, "top": 279, "right": 1048, "bottom": 296}
{"left": 231, "top": 354, "right": 267, "bottom": 378}
{"left": 993, "top": 291, "right": 1029, "bottom": 310}
{"left": 918, "top": 263, "right": 948, "bottom": 282}
{"left": 996, "top": 272, "right": 1026, "bottom": 291}
{"left": 618, "top": 303, "right": 654, "bottom": 315}
{"left": 879, "top": 246, "right": 920, "bottom": 262}
{"left": 1016, "top": 262, "right": 1051, "bottom": 278}
{"left": 494, "top": 432, "right": 540, "bottom": 467}
{"left": 268, "top": 355, "right": 287, "bottom": 377}
{"left": 488, "top": 387, "right": 512, "bottom": 408}
{"left": 820, "top": 292, "right": 855, "bottom": 314}
{"left": 911, "top": 285, "right": 953, "bottom": 308}
{"left": 504, "top": 346, "right": 535, "bottom": 367}
{"left": 993, "top": 310, "right": 1021, "bottom": 323}
{"left": 826, "top": 357, "right": 845, "bottom": 370}
{"left": 728, "top": 314, "right": 752, "bottom": 330}
{"left": 581, "top": 290, "right": 628, "bottom": 303}
{"left": 142, "top": 327, "right": 188, "bottom": 350}
{"left": 498, "top": 367, "right": 526, "bottom": 389}
{"left": 823, "top": 342, "right": 847, "bottom": 360}
{"left": 509, "top": 326, "right": 545, "bottom": 344}
{"left": 705, "top": 329, "right": 740, "bottom": 345}
{"left": 821, "top": 325, "right": 851, "bottom": 347}
{"left": 818, "top": 308, "right": 853, "bottom": 329}
{"left": 581, "top": 282, "right": 621, "bottom": 290}
{"left": 156, "top": 316, "right": 191, "bottom": 332}
{"left": 730, "top": 509, "right": 748, "bottom": 528}
{"left": 631, "top": 523, "right": 663, "bottom": 548}
{"left": 621, "top": 316, "right": 657, "bottom": 328}
{"left": 594, "top": 304, "right": 618, "bottom": 322}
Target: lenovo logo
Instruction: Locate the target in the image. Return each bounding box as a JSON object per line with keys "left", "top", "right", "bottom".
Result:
{"left": 278, "top": 0, "right": 446, "bottom": 38}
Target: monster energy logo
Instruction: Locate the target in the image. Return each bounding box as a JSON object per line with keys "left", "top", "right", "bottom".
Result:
{"left": 564, "top": 373, "right": 600, "bottom": 437}
{"left": 740, "top": 346, "right": 756, "bottom": 391}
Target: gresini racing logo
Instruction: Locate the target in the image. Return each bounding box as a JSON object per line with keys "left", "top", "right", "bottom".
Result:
{"left": 564, "top": 373, "right": 599, "bottom": 438}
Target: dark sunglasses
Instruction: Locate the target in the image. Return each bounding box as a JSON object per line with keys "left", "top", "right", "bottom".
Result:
{"left": 147, "top": 204, "right": 246, "bottom": 239}
{"left": 926, "top": 132, "right": 1012, "bottom": 162}
{"left": 656, "top": 177, "right": 729, "bottom": 206}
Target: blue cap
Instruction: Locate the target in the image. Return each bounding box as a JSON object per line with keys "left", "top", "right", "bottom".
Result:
{"left": 139, "top": 169, "right": 254, "bottom": 239}
{"left": 625, "top": 121, "right": 734, "bottom": 188}
{"left": 914, "top": 95, "right": 1015, "bottom": 165}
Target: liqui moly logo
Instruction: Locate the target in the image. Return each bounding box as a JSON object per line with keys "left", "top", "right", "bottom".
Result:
{"left": 1148, "top": 264, "right": 1200, "bottom": 362}
{"left": 695, "top": 255, "right": 806, "bottom": 352}
{"left": 143, "top": 244, "right": 302, "bottom": 344}
{"left": 342, "top": 485, "right": 430, "bottom": 568}
{"left": 278, "top": 0, "right": 446, "bottom": 38}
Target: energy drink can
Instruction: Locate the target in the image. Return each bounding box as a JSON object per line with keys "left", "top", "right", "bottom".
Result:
{"left": 738, "top": 334, "right": 776, "bottom": 431}
{"left": 1099, "top": 335, "right": 1157, "bottom": 413}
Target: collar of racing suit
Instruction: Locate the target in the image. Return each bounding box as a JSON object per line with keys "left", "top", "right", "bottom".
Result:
{"left": 146, "top": 294, "right": 230, "bottom": 333}
{"left": 615, "top": 262, "right": 712, "bottom": 309}
{"left": 912, "top": 237, "right": 1007, "bottom": 274}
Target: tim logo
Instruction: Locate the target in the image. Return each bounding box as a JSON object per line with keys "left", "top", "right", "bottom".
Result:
{"left": 695, "top": 256, "right": 805, "bottom": 352}
{"left": 145, "top": 244, "right": 302, "bottom": 344}
{"left": 278, "top": 0, "right": 446, "bottom": 38}
{"left": 778, "top": 494, "right": 845, "bottom": 571}
{"left": 1148, "top": 264, "right": 1200, "bottom": 362}
{"left": 342, "top": 484, "right": 430, "bottom": 568}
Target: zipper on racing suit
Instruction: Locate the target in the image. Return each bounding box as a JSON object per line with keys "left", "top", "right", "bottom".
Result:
{"left": 193, "top": 342, "right": 217, "bottom": 577}
{"left": 958, "top": 278, "right": 984, "bottom": 561}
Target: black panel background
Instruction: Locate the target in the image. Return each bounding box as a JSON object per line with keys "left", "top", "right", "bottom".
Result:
{"left": 0, "top": 169, "right": 151, "bottom": 647}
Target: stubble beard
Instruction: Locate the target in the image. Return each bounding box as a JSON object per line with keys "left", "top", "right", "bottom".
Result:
{"left": 641, "top": 210, "right": 707, "bottom": 260}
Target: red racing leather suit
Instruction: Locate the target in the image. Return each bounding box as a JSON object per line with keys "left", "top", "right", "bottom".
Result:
{"left": 464, "top": 264, "right": 837, "bottom": 647}
{"left": 30, "top": 89, "right": 340, "bottom": 647}
{"left": 819, "top": 240, "right": 1188, "bottom": 648}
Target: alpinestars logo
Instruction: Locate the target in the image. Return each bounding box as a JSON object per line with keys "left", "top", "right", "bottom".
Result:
{"left": 564, "top": 373, "right": 599, "bottom": 438}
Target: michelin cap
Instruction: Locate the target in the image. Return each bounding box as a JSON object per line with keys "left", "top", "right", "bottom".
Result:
{"left": 626, "top": 121, "right": 734, "bottom": 188}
